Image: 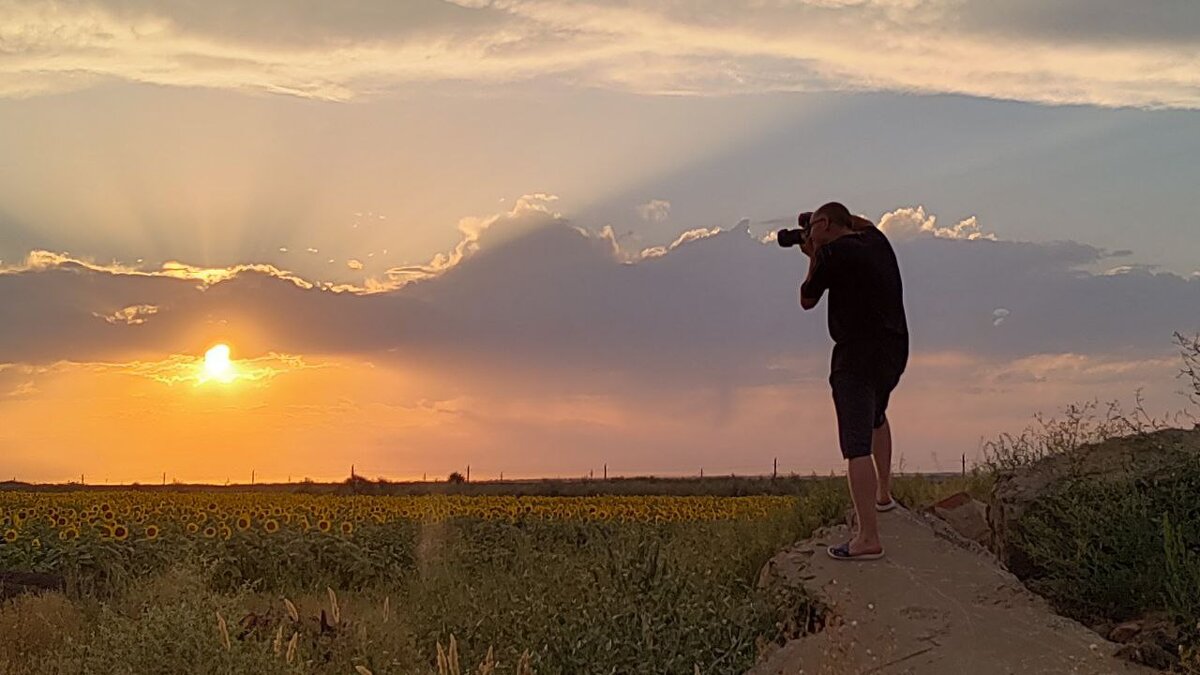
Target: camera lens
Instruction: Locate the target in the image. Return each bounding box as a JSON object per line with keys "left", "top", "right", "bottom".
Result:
{"left": 777, "top": 228, "right": 802, "bottom": 248}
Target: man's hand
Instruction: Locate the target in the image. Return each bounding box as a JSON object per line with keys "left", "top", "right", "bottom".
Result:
{"left": 800, "top": 235, "right": 817, "bottom": 258}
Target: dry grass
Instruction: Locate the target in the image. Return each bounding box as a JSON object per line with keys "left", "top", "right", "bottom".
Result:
{"left": 0, "top": 592, "right": 82, "bottom": 667}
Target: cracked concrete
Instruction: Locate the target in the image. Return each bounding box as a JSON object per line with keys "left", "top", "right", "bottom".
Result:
{"left": 748, "top": 507, "right": 1153, "bottom": 674}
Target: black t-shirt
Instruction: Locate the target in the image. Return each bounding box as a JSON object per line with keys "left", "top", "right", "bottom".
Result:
{"left": 800, "top": 227, "right": 909, "bottom": 376}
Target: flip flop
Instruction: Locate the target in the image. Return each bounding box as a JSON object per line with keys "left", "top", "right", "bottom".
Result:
{"left": 827, "top": 541, "right": 885, "bottom": 561}
{"left": 876, "top": 497, "right": 899, "bottom": 512}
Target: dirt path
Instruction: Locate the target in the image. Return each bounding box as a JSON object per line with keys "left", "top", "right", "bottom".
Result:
{"left": 749, "top": 507, "right": 1153, "bottom": 675}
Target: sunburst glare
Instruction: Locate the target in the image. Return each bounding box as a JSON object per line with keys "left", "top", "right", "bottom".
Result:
{"left": 200, "top": 343, "right": 236, "bottom": 383}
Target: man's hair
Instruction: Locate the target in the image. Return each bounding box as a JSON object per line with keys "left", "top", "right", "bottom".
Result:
{"left": 814, "top": 202, "right": 853, "bottom": 231}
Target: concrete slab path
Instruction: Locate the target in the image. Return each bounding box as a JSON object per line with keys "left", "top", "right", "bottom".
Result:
{"left": 749, "top": 507, "right": 1153, "bottom": 675}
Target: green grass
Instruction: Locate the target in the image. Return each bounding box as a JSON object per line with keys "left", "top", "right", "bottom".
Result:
{"left": 0, "top": 487, "right": 838, "bottom": 674}
{"left": 976, "top": 373, "right": 1200, "bottom": 671}
{"left": 1011, "top": 454, "right": 1200, "bottom": 664}
{"left": 0, "top": 474, "right": 988, "bottom": 675}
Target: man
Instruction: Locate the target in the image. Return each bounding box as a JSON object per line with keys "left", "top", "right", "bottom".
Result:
{"left": 799, "top": 201, "right": 909, "bottom": 561}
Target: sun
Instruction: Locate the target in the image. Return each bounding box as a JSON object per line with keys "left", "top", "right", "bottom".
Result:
{"left": 201, "top": 343, "right": 237, "bottom": 383}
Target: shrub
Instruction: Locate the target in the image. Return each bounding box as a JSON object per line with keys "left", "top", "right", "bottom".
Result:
{"left": 1177, "top": 331, "right": 1200, "bottom": 410}
{"left": 1013, "top": 454, "right": 1200, "bottom": 650}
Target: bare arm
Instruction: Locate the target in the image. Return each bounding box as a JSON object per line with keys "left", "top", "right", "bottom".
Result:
{"left": 799, "top": 240, "right": 823, "bottom": 310}
{"left": 800, "top": 254, "right": 820, "bottom": 310}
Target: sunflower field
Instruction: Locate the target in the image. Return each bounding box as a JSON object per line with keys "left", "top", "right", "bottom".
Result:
{"left": 0, "top": 488, "right": 846, "bottom": 674}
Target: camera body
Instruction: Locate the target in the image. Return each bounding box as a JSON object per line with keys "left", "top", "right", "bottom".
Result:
{"left": 777, "top": 211, "right": 813, "bottom": 248}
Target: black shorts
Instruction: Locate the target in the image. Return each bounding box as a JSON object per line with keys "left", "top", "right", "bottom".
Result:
{"left": 830, "top": 368, "right": 902, "bottom": 460}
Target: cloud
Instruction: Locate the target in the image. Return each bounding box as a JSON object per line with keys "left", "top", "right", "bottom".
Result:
{"left": 1, "top": 202, "right": 1196, "bottom": 385}
{"left": 93, "top": 303, "right": 160, "bottom": 326}
{"left": 346, "top": 259, "right": 364, "bottom": 271}
{"left": 878, "top": 206, "right": 996, "bottom": 242}
{"left": 637, "top": 224, "right": 723, "bottom": 259}
{"left": 0, "top": 353, "right": 319, "bottom": 387}
{"left": 985, "top": 352, "right": 1179, "bottom": 388}
{"left": 636, "top": 199, "right": 671, "bottom": 223}
{"left": 5, "top": 380, "right": 37, "bottom": 399}
{"left": 0, "top": 250, "right": 320, "bottom": 291}
{"left": 1102, "top": 264, "right": 1159, "bottom": 277}
{"left": 1, "top": 1, "right": 1197, "bottom": 108}
{"left": 2, "top": 201, "right": 1198, "bottom": 480}
{"left": 368, "top": 192, "right": 562, "bottom": 291}
{"left": 958, "top": 0, "right": 1200, "bottom": 48}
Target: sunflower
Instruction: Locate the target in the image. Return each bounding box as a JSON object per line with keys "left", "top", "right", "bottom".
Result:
{"left": 263, "top": 519, "right": 280, "bottom": 534}
{"left": 143, "top": 524, "right": 160, "bottom": 540}
{"left": 236, "top": 514, "right": 251, "bottom": 531}
{"left": 339, "top": 521, "right": 354, "bottom": 535}
{"left": 30, "top": 537, "right": 41, "bottom": 550}
{"left": 111, "top": 524, "right": 129, "bottom": 541}
{"left": 219, "top": 525, "right": 232, "bottom": 540}
{"left": 3, "top": 529, "right": 17, "bottom": 542}
{"left": 59, "top": 527, "right": 79, "bottom": 541}
{"left": 203, "top": 525, "right": 217, "bottom": 538}
{"left": 186, "top": 522, "right": 200, "bottom": 535}
{"left": 317, "top": 519, "right": 332, "bottom": 533}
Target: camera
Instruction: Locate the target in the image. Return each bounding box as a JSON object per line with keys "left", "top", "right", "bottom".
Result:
{"left": 777, "top": 211, "right": 812, "bottom": 248}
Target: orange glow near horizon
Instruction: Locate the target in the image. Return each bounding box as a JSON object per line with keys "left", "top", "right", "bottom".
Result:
{"left": 200, "top": 344, "right": 236, "bottom": 384}
{"left": 0, "top": 348, "right": 1185, "bottom": 484}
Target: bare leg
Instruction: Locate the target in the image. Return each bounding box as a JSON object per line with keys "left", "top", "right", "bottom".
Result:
{"left": 872, "top": 419, "right": 893, "bottom": 504}
{"left": 847, "top": 456, "right": 882, "bottom": 553}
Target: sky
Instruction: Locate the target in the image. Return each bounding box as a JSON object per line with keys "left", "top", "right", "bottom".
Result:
{"left": 1, "top": 0, "right": 1198, "bottom": 483}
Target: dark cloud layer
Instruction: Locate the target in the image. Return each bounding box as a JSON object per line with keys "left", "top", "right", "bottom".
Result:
{"left": 4, "top": 0, "right": 1199, "bottom": 107}
{"left": 3, "top": 211, "right": 1197, "bottom": 390}
{"left": 962, "top": 0, "right": 1200, "bottom": 47}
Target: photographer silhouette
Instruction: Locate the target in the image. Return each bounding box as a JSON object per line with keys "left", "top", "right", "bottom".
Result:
{"left": 798, "top": 202, "right": 909, "bottom": 561}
